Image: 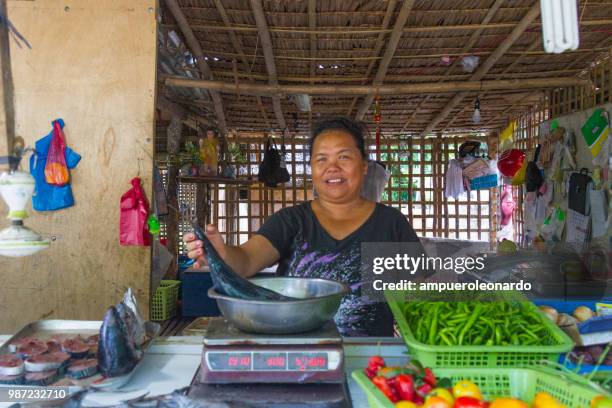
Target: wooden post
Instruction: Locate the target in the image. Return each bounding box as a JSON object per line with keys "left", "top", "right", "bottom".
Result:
{"left": 164, "top": 115, "right": 182, "bottom": 279}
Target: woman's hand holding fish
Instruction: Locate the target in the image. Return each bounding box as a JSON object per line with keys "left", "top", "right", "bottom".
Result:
{"left": 183, "top": 224, "right": 227, "bottom": 269}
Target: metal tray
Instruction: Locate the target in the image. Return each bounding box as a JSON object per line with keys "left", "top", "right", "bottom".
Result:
{"left": 0, "top": 319, "right": 160, "bottom": 391}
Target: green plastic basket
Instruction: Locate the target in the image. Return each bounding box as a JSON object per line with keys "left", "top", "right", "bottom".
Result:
{"left": 385, "top": 291, "right": 574, "bottom": 368}
{"left": 352, "top": 367, "right": 608, "bottom": 408}
{"left": 151, "top": 280, "right": 181, "bottom": 321}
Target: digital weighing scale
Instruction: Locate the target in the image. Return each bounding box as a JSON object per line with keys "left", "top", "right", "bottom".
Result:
{"left": 189, "top": 318, "right": 351, "bottom": 408}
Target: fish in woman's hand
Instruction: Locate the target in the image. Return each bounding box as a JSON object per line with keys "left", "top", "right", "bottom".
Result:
{"left": 97, "top": 306, "right": 140, "bottom": 378}
{"left": 192, "top": 223, "right": 296, "bottom": 301}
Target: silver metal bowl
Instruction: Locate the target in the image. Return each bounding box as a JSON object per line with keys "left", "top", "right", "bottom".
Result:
{"left": 207, "top": 277, "right": 349, "bottom": 334}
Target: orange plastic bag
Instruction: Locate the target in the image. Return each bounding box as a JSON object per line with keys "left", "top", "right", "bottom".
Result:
{"left": 44, "top": 120, "right": 69, "bottom": 186}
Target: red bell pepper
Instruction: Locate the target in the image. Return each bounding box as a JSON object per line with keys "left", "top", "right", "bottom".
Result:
{"left": 454, "top": 397, "right": 487, "bottom": 408}
{"left": 365, "top": 355, "right": 385, "bottom": 378}
{"left": 368, "top": 356, "right": 385, "bottom": 370}
{"left": 416, "top": 382, "right": 433, "bottom": 398}
{"left": 424, "top": 367, "right": 437, "bottom": 387}
{"left": 393, "top": 374, "right": 415, "bottom": 401}
{"left": 372, "top": 376, "right": 398, "bottom": 402}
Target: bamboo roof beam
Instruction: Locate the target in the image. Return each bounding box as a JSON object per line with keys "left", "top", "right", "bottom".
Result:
{"left": 473, "top": 38, "right": 542, "bottom": 130}
{"left": 565, "top": 35, "right": 612, "bottom": 71}
{"left": 440, "top": 104, "right": 470, "bottom": 134}
{"left": 165, "top": 76, "right": 588, "bottom": 96}
{"left": 189, "top": 47, "right": 611, "bottom": 62}
{"left": 212, "top": 0, "right": 271, "bottom": 129}
{"left": 354, "top": 0, "right": 414, "bottom": 121}
{"left": 160, "top": 18, "right": 612, "bottom": 35}
{"left": 207, "top": 68, "right": 584, "bottom": 83}
{"left": 164, "top": 0, "right": 227, "bottom": 136}
{"left": 249, "top": 0, "right": 286, "bottom": 130}
{"left": 400, "top": 0, "right": 504, "bottom": 134}
{"left": 308, "top": 0, "right": 316, "bottom": 127}
{"left": 420, "top": 2, "right": 541, "bottom": 136}
{"left": 156, "top": 95, "right": 216, "bottom": 130}
{"left": 346, "top": 0, "right": 398, "bottom": 117}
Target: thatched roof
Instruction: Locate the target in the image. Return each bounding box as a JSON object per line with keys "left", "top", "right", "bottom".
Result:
{"left": 156, "top": 0, "right": 612, "bottom": 144}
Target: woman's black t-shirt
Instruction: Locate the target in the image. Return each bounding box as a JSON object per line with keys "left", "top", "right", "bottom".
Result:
{"left": 256, "top": 201, "right": 420, "bottom": 337}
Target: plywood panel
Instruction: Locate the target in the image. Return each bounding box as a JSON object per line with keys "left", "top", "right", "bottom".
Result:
{"left": 0, "top": 0, "right": 156, "bottom": 333}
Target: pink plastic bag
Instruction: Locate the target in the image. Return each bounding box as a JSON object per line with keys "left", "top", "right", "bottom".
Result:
{"left": 44, "top": 121, "right": 69, "bottom": 186}
{"left": 120, "top": 177, "right": 151, "bottom": 246}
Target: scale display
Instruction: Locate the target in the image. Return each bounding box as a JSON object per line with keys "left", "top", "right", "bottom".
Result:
{"left": 205, "top": 350, "right": 340, "bottom": 372}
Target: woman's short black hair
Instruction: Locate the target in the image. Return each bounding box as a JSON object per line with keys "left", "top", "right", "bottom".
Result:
{"left": 310, "top": 116, "right": 368, "bottom": 159}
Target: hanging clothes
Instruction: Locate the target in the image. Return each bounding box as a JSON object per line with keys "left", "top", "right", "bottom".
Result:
{"left": 444, "top": 159, "right": 465, "bottom": 199}
{"left": 29, "top": 119, "right": 81, "bottom": 211}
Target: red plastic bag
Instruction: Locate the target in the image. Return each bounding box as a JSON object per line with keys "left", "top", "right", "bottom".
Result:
{"left": 44, "top": 120, "right": 70, "bottom": 186}
{"left": 120, "top": 177, "right": 151, "bottom": 246}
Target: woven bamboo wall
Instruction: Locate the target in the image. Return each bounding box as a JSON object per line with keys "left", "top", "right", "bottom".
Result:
{"left": 164, "top": 132, "right": 496, "bottom": 263}
{"left": 506, "top": 52, "right": 611, "bottom": 243}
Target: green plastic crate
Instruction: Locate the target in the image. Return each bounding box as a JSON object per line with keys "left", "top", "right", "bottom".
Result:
{"left": 151, "top": 280, "right": 181, "bottom": 321}
{"left": 385, "top": 291, "right": 574, "bottom": 368}
{"left": 352, "top": 367, "right": 608, "bottom": 408}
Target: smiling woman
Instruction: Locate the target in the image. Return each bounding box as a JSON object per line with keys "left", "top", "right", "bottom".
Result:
{"left": 184, "top": 116, "right": 423, "bottom": 337}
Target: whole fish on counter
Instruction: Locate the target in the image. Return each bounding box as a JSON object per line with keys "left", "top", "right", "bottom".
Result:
{"left": 192, "top": 222, "right": 296, "bottom": 301}
{"left": 97, "top": 288, "right": 148, "bottom": 378}
{"left": 97, "top": 306, "right": 140, "bottom": 378}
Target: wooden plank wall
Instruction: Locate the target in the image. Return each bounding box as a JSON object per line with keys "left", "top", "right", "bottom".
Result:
{"left": 0, "top": 0, "right": 156, "bottom": 333}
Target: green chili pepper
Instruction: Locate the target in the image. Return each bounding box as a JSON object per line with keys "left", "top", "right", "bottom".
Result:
{"left": 495, "top": 326, "right": 502, "bottom": 345}
{"left": 439, "top": 332, "right": 453, "bottom": 346}
{"left": 428, "top": 304, "right": 439, "bottom": 345}
{"left": 458, "top": 304, "right": 482, "bottom": 345}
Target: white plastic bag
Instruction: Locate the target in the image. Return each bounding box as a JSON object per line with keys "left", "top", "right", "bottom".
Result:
{"left": 461, "top": 56, "right": 480, "bottom": 73}
{"left": 361, "top": 161, "right": 390, "bottom": 202}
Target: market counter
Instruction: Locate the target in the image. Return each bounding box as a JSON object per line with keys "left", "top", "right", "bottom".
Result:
{"left": 0, "top": 334, "right": 408, "bottom": 407}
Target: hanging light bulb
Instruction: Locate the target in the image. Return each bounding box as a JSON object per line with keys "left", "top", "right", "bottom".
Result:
{"left": 472, "top": 96, "right": 481, "bottom": 124}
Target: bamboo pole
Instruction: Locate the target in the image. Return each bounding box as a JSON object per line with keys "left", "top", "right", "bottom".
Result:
{"left": 160, "top": 18, "right": 612, "bottom": 35}
{"left": 165, "top": 0, "right": 227, "bottom": 136}
{"left": 249, "top": 0, "right": 286, "bottom": 130}
{"left": 165, "top": 75, "right": 588, "bottom": 96}
{"left": 0, "top": 0, "right": 15, "bottom": 166}
{"left": 421, "top": 2, "right": 541, "bottom": 136}
{"left": 190, "top": 47, "right": 611, "bottom": 62}
{"left": 209, "top": 68, "right": 585, "bottom": 83}
{"left": 355, "top": 0, "right": 414, "bottom": 121}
